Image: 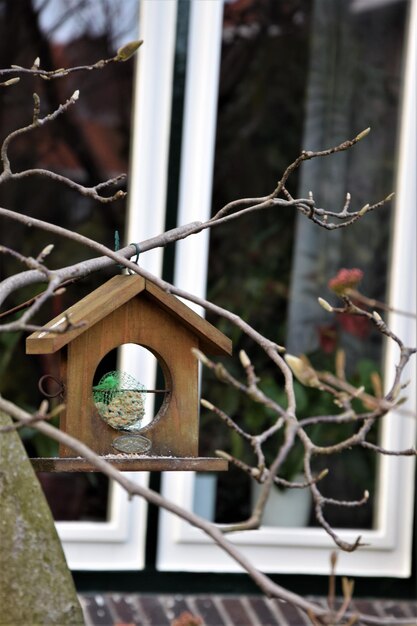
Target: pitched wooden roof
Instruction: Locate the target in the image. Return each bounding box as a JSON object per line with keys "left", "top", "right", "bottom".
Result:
{"left": 26, "top": 275, "right": 232, "bottom": 356}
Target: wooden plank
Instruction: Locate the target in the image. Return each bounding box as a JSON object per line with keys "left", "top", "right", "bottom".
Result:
{"left": 105, "top": 297, "right": 199, "bottom": 457}
{"left": 26, "top": 275, "right": 146, "bottom": 354}
{"left": 31, "top": 456, "right": 228, "bottom": 472}
{"left": 59, "top": 332, "right": 106, "bottom": 457}
{"left": 144, "top": 280, "right": 232, "bottom": 356}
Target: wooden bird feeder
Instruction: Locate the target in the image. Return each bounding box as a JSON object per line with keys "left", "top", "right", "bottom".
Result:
{"left": 26, "top": 275, "right": 231, "bottom": 472}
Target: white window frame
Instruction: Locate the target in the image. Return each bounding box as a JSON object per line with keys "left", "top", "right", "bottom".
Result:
{"left": 57, "top": 0, "right": 178, "bottom": 570}
{"left": 157, "top": 0, "right": 416, "bottom": 577}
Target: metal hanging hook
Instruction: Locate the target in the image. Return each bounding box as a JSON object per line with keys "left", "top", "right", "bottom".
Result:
{"left": 127, "top": 242, "right": 140, "bottom": 274}
{"left": 38, "top": 374, "right": 65, "bottom": 399}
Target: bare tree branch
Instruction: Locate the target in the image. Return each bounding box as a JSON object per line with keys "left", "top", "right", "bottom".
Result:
{"left": 0, "top": 47, "right": 415, "bottom": 625}
{"left": 1, "top": 395, "right": 413, "bottom": 626}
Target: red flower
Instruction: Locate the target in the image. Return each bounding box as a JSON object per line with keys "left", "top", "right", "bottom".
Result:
{"left": 328, "top": 268, "right": 364, "bottom": 295}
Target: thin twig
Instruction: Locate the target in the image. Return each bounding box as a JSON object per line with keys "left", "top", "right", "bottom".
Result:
{"left": 360, "top": 441, "right": 417, "bottom": 456}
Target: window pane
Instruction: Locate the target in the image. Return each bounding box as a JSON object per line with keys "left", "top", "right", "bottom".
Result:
{"left": 0, "top": 0, "right": 139, "bottom": 521}
{"left": 198, "top": 0, "right": 408, "bottom": 530}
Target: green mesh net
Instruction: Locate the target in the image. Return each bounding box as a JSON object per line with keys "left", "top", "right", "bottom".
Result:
{"left": 93, "top": 371, "right": 146, "bottom": 431}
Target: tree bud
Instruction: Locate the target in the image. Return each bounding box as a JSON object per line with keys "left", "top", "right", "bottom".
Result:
{"left": 354, "top": 127, "right": 371, "bottom": 142}
{"left": 318, "top": 297, "right": 334, "bottom": 312}
{"left": 116, "top": 40, "right": 143, "bottom": 62}
{"left": 358, "top": 203, "right": 370, "bottom": 216}
{"left": 191, "top": 348, "right": 209, "bottom": 365}
{"left": 1, "top": 77, "right": 20, "bottom": 87}
{"left": 40, "top": 244, "right": 54, "bottom": 258}
{"left": 284, "top": 354, "right": 320, "bottom": 388}
{"left": 239, "top": 350, "right": 251, "bottom": 368}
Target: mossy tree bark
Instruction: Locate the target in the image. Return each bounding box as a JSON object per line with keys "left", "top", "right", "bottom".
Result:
{"left": 0, "top": 412, "right": 84, "bottom": 625}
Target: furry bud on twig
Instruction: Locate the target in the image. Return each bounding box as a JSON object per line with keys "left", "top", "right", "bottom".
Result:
{"left": 39, "top": 243, "right": 54, "bottom": 259}
{"left": 318, "top": 297, "right": 334, "bottom": 313}
{"left": 71, "top": 90, "right": 80, "bottom": 101}
{"left": 284, "top": 354, "right": 320, "bottom": 388}
{"left": 352, "top": 385, "right": 365, "bottom": 398}
{"left": 32, "top": 57, "right": 40, "bottom": 69}
{"left": 317, "top": 468, "right": 329, "bottom": 481}
{"left": 358, "top": 203, "right": 370, "bottom": 216}
{"left": 116, "top": 40, "right": 143, "bottom": 62}
{"left": 239, "top": 349, "right": 251, "bottom": 369}
{"left": 200, "top": 398, "right": 214, "bottom": 411}
{"left": 38, "top": 399, "right": 49, "bottom": 415}
{"left": 0, "top": 77, "right": 20, "bottom": 87}
{"left": 354, "top": 127, "right": 371, "bottom": 142}
{"left": 191, "top": 348, "right": 209, "bottom": 366}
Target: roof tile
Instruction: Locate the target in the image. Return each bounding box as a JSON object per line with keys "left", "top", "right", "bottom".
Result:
{"left": 79, "top": 594, "right": 417, "bottom": 626}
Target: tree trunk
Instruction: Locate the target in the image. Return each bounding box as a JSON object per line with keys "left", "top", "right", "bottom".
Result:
{"left": 0, "top": 412, "right": 84, "bottom": 625}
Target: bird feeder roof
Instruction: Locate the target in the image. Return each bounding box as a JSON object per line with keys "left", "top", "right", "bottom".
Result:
{"left": 26, "top": 274, "right": 232, "bottom": 357}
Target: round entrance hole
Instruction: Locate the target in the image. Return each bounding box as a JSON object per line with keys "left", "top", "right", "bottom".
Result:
{"left": 92, "top": 344, "right": 170, "bottom": 437}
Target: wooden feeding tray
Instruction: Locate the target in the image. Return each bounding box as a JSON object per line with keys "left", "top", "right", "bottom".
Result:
{"left": 26, "top": 275, "right": 232, "bottom": 472}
